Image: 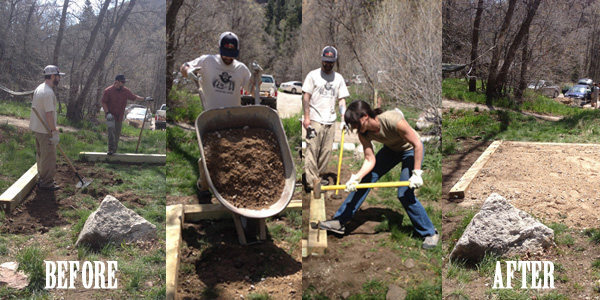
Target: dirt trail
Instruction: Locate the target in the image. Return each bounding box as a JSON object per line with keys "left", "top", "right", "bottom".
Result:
{"left": 0, "top": 115, "right": 77, "bottom": 132}
{"left": 442, "top": 99, "right": 563, "bottom": 121}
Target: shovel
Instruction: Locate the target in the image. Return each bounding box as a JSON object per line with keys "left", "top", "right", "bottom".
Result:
{"left": 32, "top": 108, "right": 93, "bottom": 189}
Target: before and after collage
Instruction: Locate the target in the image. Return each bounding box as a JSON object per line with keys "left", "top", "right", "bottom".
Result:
{"left": 0, "top": 0, "right": 599, "bottom": 299}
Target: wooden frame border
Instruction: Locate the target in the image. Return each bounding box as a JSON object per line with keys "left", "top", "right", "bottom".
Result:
{"left": 0, "top": 164, "right": 38, "bottom": 213}
{"left": 79, "top": 152, "right": 166, "bottom": 164}
{"left": 166, "top": 204, "right": 184, "bottom": 300}
{"left": 449, "top": 140, "right": 502, "bottom": 200}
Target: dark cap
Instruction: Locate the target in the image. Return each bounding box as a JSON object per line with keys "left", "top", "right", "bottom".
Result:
{"left": 115, "top": 75, "right": 126, "bottom": 82}
{"left": 321, "top": 46, "right": 338, "bottom": 62}
{"left": 219, "top": 31, "right": 240, "bottom": 58}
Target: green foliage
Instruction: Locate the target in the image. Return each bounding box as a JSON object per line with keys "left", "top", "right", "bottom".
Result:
{"left": 16, "top": 246, "right": 46, "bottom": 291}
{"left": 302, "top": 285, "right": 330, "bottom": 300}
{"left": 248, "top": 292, "right": 272, "bottom": 300}
{"left": 584, "top": 228, "right": 600, "bottom": 244}
{"left": 447, "top": 209, "right": 476, "bottom": 252}
{"left": 167, "top": 87, "right": 204, "bottom": 123}
{"left": 549, "top": 223, "right": 574, "bottom": 246}
{"left": 406, "top": 281, "right": 442, "bottom": 300}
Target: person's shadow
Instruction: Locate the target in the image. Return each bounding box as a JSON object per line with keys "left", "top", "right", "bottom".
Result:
{"left": 332, "top": 207, "right": 415, "bottom": 237}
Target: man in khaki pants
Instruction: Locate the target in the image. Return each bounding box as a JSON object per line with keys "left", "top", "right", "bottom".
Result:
{"left": 29, "top": 65, "right": 64, "bottom": 191}
{"left": 302, "top": 46, "right": 350, "bottom": 191}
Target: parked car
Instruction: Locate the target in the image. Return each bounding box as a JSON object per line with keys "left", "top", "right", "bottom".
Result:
{"left": 126, "top": 107, "right": 153, "bottom": 129}
{"left": 564, "top": 85, "right": 591, "bottom": 105}
{"left": 260, "top": 74, "right": 277, "bottom": 98}
{"left": 280, "top": 81, "right": 302, "bottom": 94}
{"left": 124, "top": 104, "right": 146, "bottom": 117}
{"left": 155, "top": 104, "right": 166, "bottom": 130}
{"left": 527, "top": 80, "right": 560, "bottom": 98}
{"left": 578, "top": 78, "right": 593, "bottom": 86}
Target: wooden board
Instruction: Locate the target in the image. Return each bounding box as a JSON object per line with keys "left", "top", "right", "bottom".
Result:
{"left": 0, "top": 164, "right": 38, "bottom": 213}
{"left": 307, "top": 194, "right": 327, "bottom": 255}
{"left": 302, "top": 239, "right": 308, "bottom": 258}
{"left": 166, "top": 204, "right": 184, "bottom": 300}
{"left": 183, "top": 199, "right": 302, "bottom": 222}
{"left": 79, "top": 152, "right": 166, "bottom": 164}
{"left": 449, "top": 140, "right": 502, "bottom": 200}
{"left": 508, "top": 141, "right": 600, "bottom": 147}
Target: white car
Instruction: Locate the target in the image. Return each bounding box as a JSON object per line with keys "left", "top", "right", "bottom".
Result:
{"left": 260, "top": 74, "right": 277, "bottom": 97}
{"left": 126, "top": 107, "right": 154, "bottom": 129}
{"left": 280, "top": 81, "right": 302, "bottom": 94}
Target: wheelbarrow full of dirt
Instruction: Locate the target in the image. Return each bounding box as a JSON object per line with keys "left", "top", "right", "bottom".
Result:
{"left": 195, "top": 105, "right": 296, "bottom": 219}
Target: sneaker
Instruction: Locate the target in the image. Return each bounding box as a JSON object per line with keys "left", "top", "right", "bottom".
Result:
{"left": 422, "top": 231, "right": 440, "bottom": 249}
{"left": 318, "top": 219, "right": 345, "bottom": 234}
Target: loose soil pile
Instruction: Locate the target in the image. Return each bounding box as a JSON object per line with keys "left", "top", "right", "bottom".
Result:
{"left": 203, "top": 128, "right": 285, "bottom": 210}
{"left": 459, "top": 141, "right": 600, "bottom": 228}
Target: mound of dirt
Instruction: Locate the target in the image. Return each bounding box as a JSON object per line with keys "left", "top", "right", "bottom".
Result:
{"left": 203, "top": 128, "right": 285, "bottom": 210}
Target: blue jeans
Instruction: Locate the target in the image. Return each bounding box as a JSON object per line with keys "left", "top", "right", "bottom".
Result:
{"left": 332, "top": 146, "right": 436, "bottom": 237}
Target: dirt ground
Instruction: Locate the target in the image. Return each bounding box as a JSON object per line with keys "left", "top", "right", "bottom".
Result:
{"left": 0, "top": 162, "right": 163, "bottom": 298}
{"left": 458, "top": 141, "right": 600, "bottom": 229}
{"left": 1, "top": 162, "right": 124, "bottom": 234}
{"left": 442, "top": 137, "right": 600, "bottom": 298}
{"left": 203, "top": 128, "right": 285, "bottom": 210}
{"left": 302, "top": 159, "right": 441, "bottom": 298}
{"left": 177, "top": 219, "right": 302, "bottom": 300}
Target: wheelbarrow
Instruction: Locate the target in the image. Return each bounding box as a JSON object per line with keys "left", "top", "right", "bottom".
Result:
{"left": 195, "top": 105, "right": 296, "bottom": 219}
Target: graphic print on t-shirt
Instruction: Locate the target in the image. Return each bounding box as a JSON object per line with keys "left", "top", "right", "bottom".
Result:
{"left": 213, "top": 71, "right": 236, "bottom": 94}
{"left": 318, "top": 81, "right": 335, "bottom": 98}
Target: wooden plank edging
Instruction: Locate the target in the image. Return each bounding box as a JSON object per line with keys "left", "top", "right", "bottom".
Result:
{"left": 0, "top": 164, "right": 38, "bottom": 213}
{"left": 449, "top": 140, "right": 503, "bottom": 200}
{"left": 166, "top": 204, "right": 184, "bottom": 300}
{"left": 79, "top": 152, "right": 166, "bottom": 164}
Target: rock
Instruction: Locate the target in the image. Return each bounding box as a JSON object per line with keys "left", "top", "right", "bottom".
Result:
{"left": 0, "top": 263, "right": 28, "bottom": 289}
{"left": 342, "top": 291, "right": 350, "bottom": 299}
{"left": 450, "top": 193, "right": 554, "bottom": 262}
{"left": 386, "top": 284, "right": 406, "bottom": 300}
{"left": 75, "top": 195, "right": 157, "bottom": 249}
{"left": 404, "top": 258, "right": 415, "bottom": 269}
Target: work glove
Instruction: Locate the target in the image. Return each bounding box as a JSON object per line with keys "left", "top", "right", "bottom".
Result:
{"left": 409, "top": 170, "right": 424, "bottom": 189}
{"left": 144, "top": 97, "right": 154, "bottom": 102}
{"left": 340, "top": 121, "right": 350, "bottom": 134}
{"left": 106, "top": 113, "right": 114, "bottom": 121}
{"left": 49, "top": 131, "right": 59, "bottom": 145}
{"left": 344, "top": 174, "right": 360, "bottom": 192}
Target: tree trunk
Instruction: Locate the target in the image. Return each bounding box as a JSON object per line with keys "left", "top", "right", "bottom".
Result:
{"left": 166, "top": 0, "right": 184, "bottom": 97}
{"left": 495, "top": 0, "right": 542, "bottom": 93}
{"left": 486, "top": 0, "right": 517, "bottom": 103}
{"left": 53, "top": 0, "right": 69, "bottom": 113}
{"left": 469, "top": 0, "right": 483, "bottom": 92}
{"left": 67, "top": 0, "right": 137, "bottom": 122}
{"left": 515, "top": 30, "right": 530, "bottom": 102}
{"left": 588, "top": 16, "right": 600, "bottom": 81}
{"left": 66, "top": 0, "right": 111, "bottom": 121}
{"left": 22, "top": 0, "right": 36, "bottom": 59}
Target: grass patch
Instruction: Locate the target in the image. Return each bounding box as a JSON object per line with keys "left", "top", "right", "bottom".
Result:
{"left": 447, "top": 209, "right": 476, "bottom": 253}
{"left": 406, "top": 280, "right": 442, "bottom": 300}
{"left": 167, "top": 87, "right": 203, "bottom": 124}
{"left": 584, "top": 228, "right": 600, "bottom": 244}
{"left": 248, "top": 292, "right": 272, "bottom": 300}
{"left": 16, "top": 246, "right": 46, "bottom": 291}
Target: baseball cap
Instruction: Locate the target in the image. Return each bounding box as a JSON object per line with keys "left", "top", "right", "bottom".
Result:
{"left": 219, "top": 32, "right": 240, "bottom": 58}
{"left": 43, "top": 65, "right": 65, "bottom": 76}
{"left": 321, "top": 46, "right": 338, "bottom": 62}
{"left": 115, "top": 74, "right": 126, "bottom": 82}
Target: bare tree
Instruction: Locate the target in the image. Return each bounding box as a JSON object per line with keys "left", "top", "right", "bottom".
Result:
{"left": 469, "top": 0, "right": 483, "bottom": 92}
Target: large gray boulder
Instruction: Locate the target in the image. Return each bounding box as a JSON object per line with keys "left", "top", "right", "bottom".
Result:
{"left": 450, "top": 193, "right": 554, "bottom": 262}
{"left": 75, "top": 195, "right": 157, "bottom": 249}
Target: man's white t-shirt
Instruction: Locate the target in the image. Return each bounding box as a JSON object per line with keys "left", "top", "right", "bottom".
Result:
{"left": 186, "top": 54, "right": 251, "bottom": 111}
{"left": 302, "top": 68, "right": 349, "bottom": 124}
{"left": 29, "top": 82, "right": 57, "bottom": 134}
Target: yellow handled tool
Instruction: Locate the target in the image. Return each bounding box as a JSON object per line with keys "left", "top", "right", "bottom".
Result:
{"left": 313, "top": 180, "right": 409, "bottom": 198}
{"left": 334, "top": 127, "right": 346, "bottom": 196}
